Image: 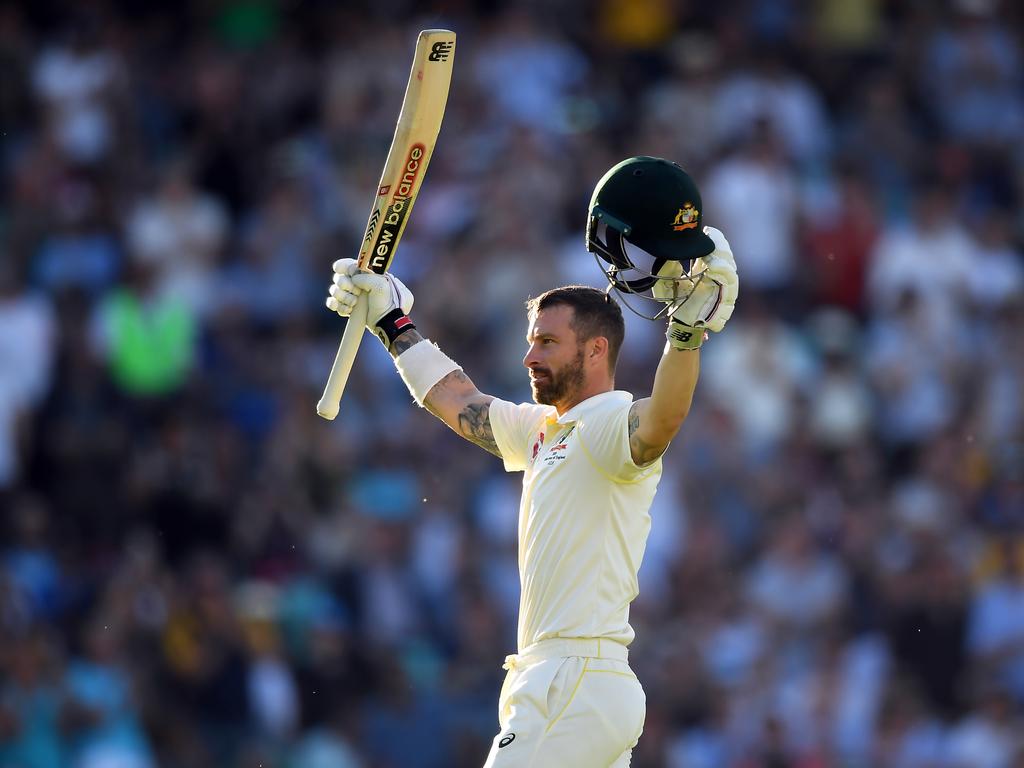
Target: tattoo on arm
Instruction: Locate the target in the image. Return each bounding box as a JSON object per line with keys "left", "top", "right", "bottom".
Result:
{"left": 456, "top": 401, "right": 502, "bottom": 458}
{"left": 385, "top": 325, "right": 499, "bottom": 460}
{"left": 422, "top": 370, "right": 471, "bottom": 419}
{"left": 419, "top": 370, "right": 502, "bottom": 458}
{"left": 387, "top": 328, "right": 501, "bottom": 459}
{"left": 628, "top": 402, "right": 640, "bottom": 437}
{"left": 390, "top": 329, "right": 424, "bottom": 357}
{"left": 628, "top": 401, "right": 665, "bottom": 466}
{"left": 419, "top": 368, "right": 471, "bottom": 411}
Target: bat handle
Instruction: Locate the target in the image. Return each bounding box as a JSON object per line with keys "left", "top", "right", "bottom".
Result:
{"left": 316, "top": 296, "right": 369, "bottom": 420}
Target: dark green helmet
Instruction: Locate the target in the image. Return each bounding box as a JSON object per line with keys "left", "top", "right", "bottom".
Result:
{"left": 587, "top": 156, "right": 715, "bottom": 306}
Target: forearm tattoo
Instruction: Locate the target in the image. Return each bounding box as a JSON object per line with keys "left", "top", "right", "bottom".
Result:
{"left": 423, "top": 370, "right": 470, "bottom": 419}
{"left": 390, "top": 329, "right": 424, "bottom": 357}
{"left": 456, "top": 400, "right": 502, "bottom": 458}
{"left": 419, "top": 370, "right": 502, "bottom": 459}
{"left": 386, "top": 327, "right": 500, "bottom": 457}
{"left": 628, "top": 401, "right": 663, "bottom": 466}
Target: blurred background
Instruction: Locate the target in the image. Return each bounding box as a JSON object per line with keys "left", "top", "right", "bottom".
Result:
{"left": 1, "top": 0, "right": 1023, "bottom": 766}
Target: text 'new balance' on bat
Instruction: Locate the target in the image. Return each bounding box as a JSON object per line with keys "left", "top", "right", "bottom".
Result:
{"left": 317, "top": 29, "right": 455, "bottom": 420}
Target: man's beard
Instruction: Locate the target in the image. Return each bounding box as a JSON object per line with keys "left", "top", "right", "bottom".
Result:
{"left": 530, "top": 349, "right": 585, "bottom": 407}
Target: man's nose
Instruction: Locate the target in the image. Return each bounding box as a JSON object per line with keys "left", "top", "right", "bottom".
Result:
{"left": 523, "top": 343, "right": 539, "bottom": 369}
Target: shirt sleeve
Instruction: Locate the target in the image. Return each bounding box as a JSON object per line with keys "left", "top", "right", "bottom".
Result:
{"left": 576, "top": 399, "right": 661, "bottom": 483}
{"left": 488, "top": 398, "right": 551, "bottom": 472}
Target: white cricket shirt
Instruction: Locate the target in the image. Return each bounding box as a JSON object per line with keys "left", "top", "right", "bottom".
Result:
{"left": 489, "top": 390, "right": 662, "bottom": 651}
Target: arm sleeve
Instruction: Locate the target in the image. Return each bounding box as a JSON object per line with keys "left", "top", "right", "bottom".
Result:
{"left": 488, "top": 398, "right": 551, "bottom": 473}
{"left": 576, "top": 400, "right": 661, "bottom": 483}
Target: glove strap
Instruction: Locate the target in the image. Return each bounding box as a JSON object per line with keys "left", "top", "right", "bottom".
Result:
{"left": 373, "top": 308, "right": 417, "bottom": 348}
{"left": 666, "top": 319, "right": 706, "bottom": 351}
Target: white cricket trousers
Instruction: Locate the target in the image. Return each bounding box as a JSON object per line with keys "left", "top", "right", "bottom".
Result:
{"left": 482, "top": 638, "right": 645, "bottom": 768}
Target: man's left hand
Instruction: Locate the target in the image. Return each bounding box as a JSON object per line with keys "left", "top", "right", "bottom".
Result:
{"left": 654, "top": 226, "right": 739, "bottom": 349}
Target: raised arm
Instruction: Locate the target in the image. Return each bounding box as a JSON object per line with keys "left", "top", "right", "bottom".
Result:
{"left": 390, "top": 330, "right": 500, "bottom": 457}
{"left": 628, "top": 348, "right": 700, "bottom": 465}
{"left": 325, "top": 260, "right": 501, "bottom": 457}
{"left": 627, "top": 226, "right": 738, "bottom": 466}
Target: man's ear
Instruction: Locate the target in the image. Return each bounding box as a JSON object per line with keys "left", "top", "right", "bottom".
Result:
{"left": 589, "top": 336, "right": 609, "bottom": 364}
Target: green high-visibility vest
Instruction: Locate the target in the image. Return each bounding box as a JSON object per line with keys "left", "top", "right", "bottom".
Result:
{"left": 106, "top": 290, "right": 195, "bottom": 396}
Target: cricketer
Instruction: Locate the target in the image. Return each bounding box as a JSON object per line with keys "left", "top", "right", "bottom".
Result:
{"left": 325, "top": 156, "right": 739, "bottom": 767}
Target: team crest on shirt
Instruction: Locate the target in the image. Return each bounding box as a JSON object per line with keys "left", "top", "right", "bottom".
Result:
{"left": 541, "top": 426, "right": 575, "bottom": 466}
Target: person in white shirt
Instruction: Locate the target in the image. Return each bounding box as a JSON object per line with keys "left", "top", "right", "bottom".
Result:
{"left": 324, "top": 157, "right": 739, "bottom": 767}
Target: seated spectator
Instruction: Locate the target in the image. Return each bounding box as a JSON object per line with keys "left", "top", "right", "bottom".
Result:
{"left": 866, "top": 176, "right": 975, "bottom": 340}
{"left": 125, "top": 158, "right": 228, "bottom": 319}
{"left": 922, "top": 0, "right": 1024, "bottom": 146}
{"left": 969, "top": 538, "right": 1024, "bottom": 705}
{"left": 704, "top": 122, "right": 801, "bottom": 298}
{"left": 89, "top": 260, "right": 196, "bottom": 399}
{"left": 0, "top": 630, "right": 64, "bottom": 768}
{"left": 746, "top": 513, "right": 849, "bottom": 639}
{"left": 63, "top": 620, "right": 155, "bottom": 768}
{"left": 800, "top": 167, "right": 879, "bottom": 315}
{"left": 0, "top": 263, "right": 55, "bottom": 488}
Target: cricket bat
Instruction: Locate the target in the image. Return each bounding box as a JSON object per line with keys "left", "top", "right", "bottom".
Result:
{"left": 317, "top": 29, "right": 456, "bottom": 420}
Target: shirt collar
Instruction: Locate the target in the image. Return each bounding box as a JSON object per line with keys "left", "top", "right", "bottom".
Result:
{"left": 548, "top": 390, "right": 631, "bottom": 426}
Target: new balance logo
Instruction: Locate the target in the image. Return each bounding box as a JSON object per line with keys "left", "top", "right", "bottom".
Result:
{"left": 429, "top": 41, "right": 453, "bottom": 61}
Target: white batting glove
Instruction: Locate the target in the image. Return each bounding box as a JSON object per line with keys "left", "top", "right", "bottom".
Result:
{"left": 326, "top": 258, "right": 416, "bottom": 347}
{"left": 325, "top": 258, "right": 363, "bottom": 317}
{"left": 654, "top": 226, "right": 739, "bottom": 350}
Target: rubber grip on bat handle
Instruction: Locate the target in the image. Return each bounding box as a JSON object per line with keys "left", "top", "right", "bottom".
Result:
{"left": 316, "top": 296, "right": 369, "bottom": 420}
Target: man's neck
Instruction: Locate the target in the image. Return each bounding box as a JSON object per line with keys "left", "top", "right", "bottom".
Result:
{"left": 555, "top": 382, "right": 614, "bottom": 416}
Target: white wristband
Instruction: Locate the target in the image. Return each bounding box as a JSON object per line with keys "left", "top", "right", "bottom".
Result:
{"left": 394, "top": 339, "right": 462, "bottom": 406}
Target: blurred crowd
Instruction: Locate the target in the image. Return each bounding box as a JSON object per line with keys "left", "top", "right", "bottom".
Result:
{"left": 1, "top": 0, "right": 1023, "bottom": 766}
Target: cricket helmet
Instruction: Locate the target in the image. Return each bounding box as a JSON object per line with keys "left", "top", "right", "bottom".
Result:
{"left": 587, "top": 156, "right": 716, "bottom": 318}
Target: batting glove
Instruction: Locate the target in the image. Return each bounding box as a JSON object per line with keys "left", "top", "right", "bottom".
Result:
{"left": 653, "top": 226, "right": 739, "bottom": 350}
{"left": 327, "top": 258, "right": 416, "bottom": 347}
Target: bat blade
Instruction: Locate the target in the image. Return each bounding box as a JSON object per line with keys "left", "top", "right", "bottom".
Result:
{"left": 317, "top": 29, "right": 455, "bottom": 421}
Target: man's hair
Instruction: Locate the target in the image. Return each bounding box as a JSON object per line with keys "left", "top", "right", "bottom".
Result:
{"left": 526, "top": 286, "right": 625, "bottom": 372}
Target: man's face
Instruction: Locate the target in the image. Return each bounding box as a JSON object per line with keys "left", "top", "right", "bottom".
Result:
{"left": 523, "top": 305, "right": 586, "bottom": 408}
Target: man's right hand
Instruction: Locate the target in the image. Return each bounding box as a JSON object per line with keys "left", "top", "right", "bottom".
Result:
{"left": 326, "top": 258, "right": 416, "bottom": 347}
